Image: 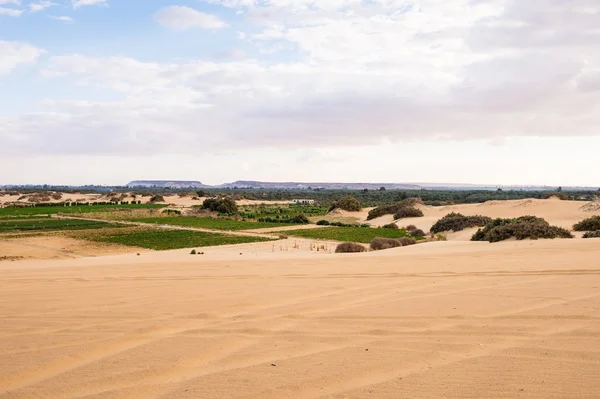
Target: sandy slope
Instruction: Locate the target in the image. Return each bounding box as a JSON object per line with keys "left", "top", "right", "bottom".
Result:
{"left": 1, "top": 238, "right": 600, "bottom": 398}
{"left": 365, "top": 199, "right": 600, "bottom": 236}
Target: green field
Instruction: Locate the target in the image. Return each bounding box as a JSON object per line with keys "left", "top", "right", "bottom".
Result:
{"left": 91, "top": 229, "right": 274, "bottom": 250}
{"left": 283, "top": 227, "right": 415, "bottom": 243}
{"left": 128, "top": 217, "right": 297, "bottom": 231}
{"left": 0, "top": 204, "right": 165, "bottom": 217}
{"left": 0, "top": 218, "right": 118, "bottom": 233}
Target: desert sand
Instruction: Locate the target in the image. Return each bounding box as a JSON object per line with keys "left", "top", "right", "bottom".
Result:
{"left": 1, "top": 237, "right": 600, "bottom": 398}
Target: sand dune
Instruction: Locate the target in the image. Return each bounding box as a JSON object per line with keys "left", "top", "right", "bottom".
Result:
{"left": 1, "top": 238, "right": 600, "bottom": 398}
{"left": 365, "top": 199, "right": 600, "bottom": 238}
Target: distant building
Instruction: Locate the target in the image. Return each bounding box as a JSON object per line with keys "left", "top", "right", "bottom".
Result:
{"left": 292, "top": 199, "right": 315, "bottom": 205}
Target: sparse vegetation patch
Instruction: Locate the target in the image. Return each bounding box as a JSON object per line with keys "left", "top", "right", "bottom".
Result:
{"left": 573, "top": 216, "right": 600, "bottom": 232}
{"left": 430, "top": 213, "right": 492, "bottom": 233}
{"left": 335, "top": 242, "right": 367, "bottom": 253}
{"left": 472, "top": 216, "right": 573, "bottom": 243}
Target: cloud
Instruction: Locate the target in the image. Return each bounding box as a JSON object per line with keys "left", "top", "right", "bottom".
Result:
{"left": 3, "top": 0, "right": 600, "bottom": 159}
{"left": 0, "top": 40, "right": 44, "bottom": 75}
{"left": 154, "top": 6, "right": 226, "bottom": 30}
{"left": 0, "top": 6, "right": 22, "bottom": 16}
{"left": 30, "top": 1, "right": 57, "bottom": 12}
{"left": 0, "top": 0, "right": 21, "bottom": 4}
{"left": 49, "top": 15, "right": 74, "bottom": 23}
{"left": 72, "top": 0, "right": 106, "bottom": 9}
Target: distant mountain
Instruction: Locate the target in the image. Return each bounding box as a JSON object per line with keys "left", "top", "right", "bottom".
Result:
{"left": 219, "top": 181, "right": 423, "bottom": 190}
{"left": 126, "top": 180, "right": 207, "bottom": 189}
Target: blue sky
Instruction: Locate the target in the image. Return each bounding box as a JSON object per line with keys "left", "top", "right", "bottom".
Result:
{"left": 1, "top": 0, "right": 600, "bottom": 186}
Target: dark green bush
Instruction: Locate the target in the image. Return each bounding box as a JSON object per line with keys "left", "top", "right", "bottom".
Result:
{"left": 472, "top": 216, "right": 574, "bottom": 243}
{"left": 202, "top": 197, "right": 238, "bottom": 214}
{"left": 367, "top": 199, "right": 423, "bottom": 220}
{"left": 583, "top": 230, "right": 600, "bottom": 238}
{"left": 290, "top": 214, "right": 310, "bottom": 224}
{"left": 316, "top": 220, "right": 330, "bottom": 226}
{"left": 573, "top": 216, "right": 600, "bottom": 231}
{"left": 329, "top": 196, "right": 362, "bottom": 212}
{"left": 383, "top": 223, "right": 399, "bottom": 229}
{"left": 393, "top": 207, "right": 424, "bottom": 220}
{"left": 149, "top": 194, "right": 165, "bottom": 203}
{"left": 335, "top": 242, "right": 367, "bottom": 253}
{"left": 370, "top": 237, "right": 402, "bottom": 251}
{"left": 430, "top": 213, "right": 492, "bottom": 233}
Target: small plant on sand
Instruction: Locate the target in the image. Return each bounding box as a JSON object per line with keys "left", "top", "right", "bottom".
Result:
{"left": 573, "top": 216, "right": 600, "bottom": 232}
{"left": 367, "top": 199, "right": 424, "bottom": 221}
{"left": 316, "top": 220, "right": 330, "bottom": 226}
{"left": 410, "top": 229, "right": 425, "bottom": 237}
{"left": 383, "top": 223, "right": 399, "bottom": 229}
{"left": 370, "top": 237, "right": 402, "bottom": 251}
{"left": 430, "top": 213, "right": 492, "bottom": 233}
{"left": 335, "top": 242, "right": 366, "bottom": 253}
{"left": 398, "top": 237, "right": 417, "bottom": 246}
{"left": 583, "top": 230, "right": 600, "bottom": 238}
{"left": 393, "top": 207, "right": 424, "bottom": 220}
{"left": 190, "top": 249, "right": 196, "bottom": 255}
{"left": 202, "top": 197, "right": 238, "bottom": 214}
{"left": 149, "top": 194, "right": 165, "bottom": 203}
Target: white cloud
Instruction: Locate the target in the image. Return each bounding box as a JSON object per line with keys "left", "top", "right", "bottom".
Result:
{"left": 49, "top": 15, "right": 74, "bottom": 23}
{"left": 0, "top": 40, "right": 44, "bottom": 75}
{"left": 0, "top": 6, "right": 22, "bottom": 16}
{"left": 72, "top": 0, "right": 106, "bottom": 9}
{"left": 30, "top": 1, "right": 57, "bottom": 12}
{"left": 154, "top": 6, "right": 226, "bottom": 30}
{"left": 0, "top": 0, "right": 21, "bottom": 4}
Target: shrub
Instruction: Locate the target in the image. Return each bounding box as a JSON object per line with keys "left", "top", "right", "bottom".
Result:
{"left": 430, "top": 213, "right": 492, "bottom": 233}
{"left": 316, "top": 220, "right": 330, "bottom": 226}
{"left": 398, "top": 237, "right": 417, "bottom": 246}
{"left": 190, "top": 249, "right": 196, "bottom": 255}
{"left": 410, "top": 229, "right": 425, "bottom": 237}
{"left": 583, "top": 231, "right": 600, "bottom": 238}
{"left": 335, "top": 242, "right": 367, "bottom": 253}
{"left": 573, "top": 216, "right": 600, "bottom": 231}
{"left": 405, "top": 224, "right": 417, "bottom": 231}
{"left": 370, "top": 237, "right": 402, "bottom": 251}
{"left": 290, "top": 214, "right": 310, "bottom": 224}
{"left": 367, "top": 199, "right": 424, "bottom": 220}
{"left": 329, "top": 196, "right": 362, "bottom": 212}
{"left": 149, "top": 194, "right": 165, "bottom": 203}
{"left": 472, "top": 216, "right": 574, "bottom": 243}
{"left": 202, "top": 197, "right": 238, "bottom": 214}
{"left": 383, "top": 223, "right": 399, "bottom": 229}
{"left": 393, "top": 207, "right": 424, "bottom": 220}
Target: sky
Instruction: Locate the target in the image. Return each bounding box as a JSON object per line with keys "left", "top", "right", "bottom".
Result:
{"left": 1, "top": 0, "right": 600, "bottom": 186}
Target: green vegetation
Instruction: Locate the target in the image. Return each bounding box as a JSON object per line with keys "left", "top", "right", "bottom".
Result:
{"left": 430, "top": 213, "right": 492, "bottom": 233}
{"left": 573, "top": 216, "right": 600, "bottom": 232}
{"left": 128, "top": 217, "right": 297, "bottom": 231}
{"left": 367, "top": 199, "right": 424, "bottom": 220}
{"left": 472, "top": 216, "right": 573, "bottom": 243}
{"left": 329, "top": 196, "right": 362, "bottom": 212}
{"left": 0, "top": 218, "right": 118, "bottom": 233}
{"left": 91, "top": 229, "right": 273, "bottom": 250}
{"left": 583, "top": 231, "right": 600, "bottom": 238}
{"left": 202, "top": 197, "right": 238, "bottom": 214}
{"left": 283, "top": 226, "right": 414, "bottom": 243}
{"left": 335, "top": 242, "right": 367, "bottom": 253}
{"left": 0, "top": 203, "right": 165, "bottom": 217}
{"left": 236, "top": 203, "right": 329, "bottom": 221}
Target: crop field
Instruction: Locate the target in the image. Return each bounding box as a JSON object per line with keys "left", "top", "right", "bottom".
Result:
{"left": 90, "top": 228, "right": 275, "bottom": 250}
{"left": 283, "top": 227, "right": 415, "bottom": 243}
{"left": 128, "top": 217, "right": 297, "bottom": 231}
{"left": 0, "top": 203, "right": 165, "bottom": 217}
{"left": 236, "top": 204, "right": 329, "bottom": 220}
{"left": 0, "top": 218, "right": 119, "bottom": 233}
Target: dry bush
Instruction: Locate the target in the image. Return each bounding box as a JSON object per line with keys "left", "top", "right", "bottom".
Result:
{"left": 51, "top": 192, "right": 63, "bottom": 200}
{"left": 583, "top": 231, "right": 600, "bottom": 238}
{"left": 370, "top": 237, "right": 402, "bottom": 251}
{"left": 393, "top": 206, "right": 424, "bottom": 220}
{"left": 367, "top": 198, "right": 422, "bottom": 220}
{"left": 410, "top": 229, "right": 425, "bottom": 237}
{"left": 335, "top": 242, "right": 367, "bottom": 253}
{"left": 472, "top": 216, "right": 573, "bottom": 243}
{"left": 383, "top": 223, "right": 399, "bottom": 229}
{"left": 398, "top": 237, "right": 417, "bottom": 246}
{"left": 573, "top": 216, "right": 600, "bottom": 231}
{"left": 149, "top": 194, "right": 165, "bottom": 203}
{"left": 430, "top": 213, "right": 492, "bottom": 233}
{"left": 329, "top": 196, "right": 362, "bottom": 212}
{"left": 405, "top": 224, "right": 417, "bottom": 231}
